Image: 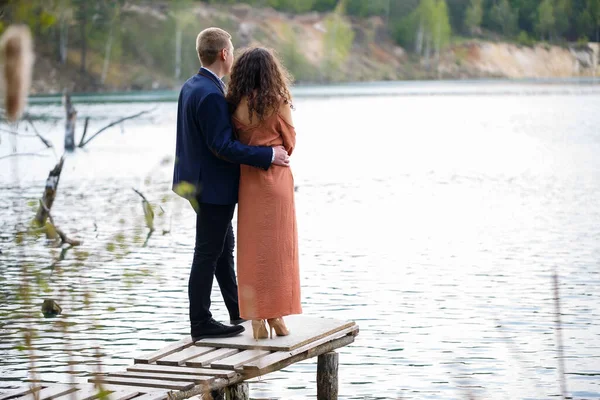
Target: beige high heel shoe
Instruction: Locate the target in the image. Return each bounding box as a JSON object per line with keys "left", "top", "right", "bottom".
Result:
{"left": 267, "top": 317, "right": 290, "bottom": 339}
{"left": 252, "top": 320, "right": 268, "bottom": 340}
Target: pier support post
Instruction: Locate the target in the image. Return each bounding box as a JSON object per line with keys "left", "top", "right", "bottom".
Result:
{"left": 317, "top": 351, "right": 338, "bottom": 400}
{"left": 225, "top": 383, "right": 249, "bottom": 400}
{"left": 210, "top": 383, "right": 249, "bottom": 400}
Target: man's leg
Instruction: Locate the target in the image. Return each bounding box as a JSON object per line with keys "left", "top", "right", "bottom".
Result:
{"left": 189, "top": 203, "right": 236, "bottom": 333}
{"left": 215, "top": 222, "right": 241, "bottom": 322}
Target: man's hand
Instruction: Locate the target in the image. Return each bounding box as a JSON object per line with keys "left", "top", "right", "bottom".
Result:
{"left": 272, "top": 145, "right": 290, "bottom": 167}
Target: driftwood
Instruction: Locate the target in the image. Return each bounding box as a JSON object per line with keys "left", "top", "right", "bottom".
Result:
{"left": 34, "top": 156, "right": 65, "bottom": 226}
{"left": 78, "top": 108, "right": 156, "bottom": 148}
{"left": 64, "top": 92, "right": 77, "bottom": 151}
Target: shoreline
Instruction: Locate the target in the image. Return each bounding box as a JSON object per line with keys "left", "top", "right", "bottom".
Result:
{"left": 27, "top": 78, "right": 600, "bottom": 106}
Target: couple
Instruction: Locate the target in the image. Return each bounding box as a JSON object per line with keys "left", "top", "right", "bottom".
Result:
{"left": 172, "top": 27, "right": 302, "bottom": 342}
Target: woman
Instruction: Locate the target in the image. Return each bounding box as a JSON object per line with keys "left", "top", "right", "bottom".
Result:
{"left": 226, "top": 47, "right": 302, "bottom": 339}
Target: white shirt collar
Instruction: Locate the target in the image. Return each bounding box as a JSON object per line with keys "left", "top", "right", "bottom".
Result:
{"left": 200, "top": 67, "right": 224, "bottom": 84}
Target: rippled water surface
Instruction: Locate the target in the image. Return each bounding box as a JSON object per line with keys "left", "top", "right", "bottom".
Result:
{"left": 1, "top": 82, "right": 600, "bottom": 399}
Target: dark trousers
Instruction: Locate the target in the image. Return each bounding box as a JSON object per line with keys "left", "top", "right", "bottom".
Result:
{"left": 189, "top": 202, "right": 240, "bottom": 331}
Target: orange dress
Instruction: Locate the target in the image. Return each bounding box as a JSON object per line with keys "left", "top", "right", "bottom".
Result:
{"left": 233, "top": 105, "right": 302, "bottom": 320}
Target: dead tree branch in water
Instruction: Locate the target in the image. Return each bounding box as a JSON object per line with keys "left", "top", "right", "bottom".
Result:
{"left": 0, "top": 126, "right": 35, "bottom": 137}
{"left": 78, "top": 107, "right": 156, "bottom": 148}
{"left": 132, "top": 188, "right": 155, "bottom": 247}
{"left": 77, "top": 117, "right": 90, "bottom": 148}
{"left": 0, "top": 152, "right": 49, "bottom": 161}
{"left": 34, "top": 156, "right": 65, "bottom": 226}
{"left": 25, "top": 118, "right": 53, "bottom": 149}
{"left": 63, "top": 92, "right": 77, "bottom": 151}
{"left": 39, "top": 199, "right": 82, "bottom": 247}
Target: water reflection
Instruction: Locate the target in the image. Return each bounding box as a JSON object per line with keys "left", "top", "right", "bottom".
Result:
{"left": 1, "top": 83, "right": 600, "bottom": 399}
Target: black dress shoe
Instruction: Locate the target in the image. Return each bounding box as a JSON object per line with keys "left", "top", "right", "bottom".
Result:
{"left": 230, "top": 318, "right": 246, "bottom": 325}
{"left": 191, "top": 318, "right": 245, "bottom": 342}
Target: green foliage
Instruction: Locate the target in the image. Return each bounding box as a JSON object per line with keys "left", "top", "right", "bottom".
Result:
{"left": 517, "top": 30, "right": 536, "bottom": 46}
{"left": 555, "top": 0, "right": 572, "bottom": 37}
{"left": 536, "top": 0, "right": 556, "bottom": 40}
{"left": 576, "top": 35, "right": 590, "bottom": 46}
{"left": 278, "top": 24, "right": 318, "bottom": 82}
{"left": 266, "top": 0, "right": 317, "bottom": 13}
{"left": 464, "top": 0, "right": 483, "bottom": 34}
{"left": 345, "top": 0, "right": 389, "bottom": 17}
{"left": 322, "top": 11, "right": 355, "bottom": 81}
{"left": 490, "top": 0, "right": 518, "bottom": 37}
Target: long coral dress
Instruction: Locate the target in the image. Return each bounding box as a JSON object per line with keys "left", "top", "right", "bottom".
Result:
{"left": 233, "top": 101, "right": 302, "bottom": 320}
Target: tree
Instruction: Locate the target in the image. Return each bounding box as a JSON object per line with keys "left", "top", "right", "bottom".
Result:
{"left": 536, "top": 0, "right": 556, "bottom": 40}
{"left": 100, "top": 0, "right": 124, "bottom": 84}
{"left": 588, "top": 0, "right": 600, "bottom": 42}
{"left": 464, "top": 0, "right": 483, "bottom": 35}
{"left": 490, "top": 0, "right": 518, "bottom": 37}
{"left": 169, "top": 0, "right": 195, "bottom": 81}
{"left": 321, "top": 1, "right": 355, "bottom": 81}
{"left": 577, "top": 8, "right": 594, "bottom": 38}
{"left": 555, "top": 0, "right": 572, "bottom": 38}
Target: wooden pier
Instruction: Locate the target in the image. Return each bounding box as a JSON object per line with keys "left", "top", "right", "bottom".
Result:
{"left": 1, "top": 316, "right": 358, "bottom": 400}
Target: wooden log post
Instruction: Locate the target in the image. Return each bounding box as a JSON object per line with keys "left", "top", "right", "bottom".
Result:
{"left": 225, "top": 383, "right": 249, "bottom": 400}
{"left": 208, "top": 383, "right": 248, "bottom": 400}
{"left": 34, "top": 156, "right": 65, "bottom": 227}
{"left": 317, "top": 351, "right": 338, "bottom": 400}
{"left": 64, "top": 92, "right": 76, "bottom": 151}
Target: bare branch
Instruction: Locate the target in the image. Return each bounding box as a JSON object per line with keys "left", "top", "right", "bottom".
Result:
{"left": 79, "top": 107, "right": 157, "bottom": 148}
{"left": 25, "top": 118, "right": 53, "bottom": 149}
{"left": 78, "top": 117, "right": 90, "bottom": 147}
{"left": 0, "top": 152, "right": 49, "bottom": 161}
{"left": 133, "top": 188, "right": 155, "bottom": 234}
{"left": 39, "top": 199, "right": 82, "bottom": 247}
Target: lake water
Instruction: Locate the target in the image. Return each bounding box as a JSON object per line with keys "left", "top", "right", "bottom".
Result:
{"left": 1, "top": 81, "right": 600, "bottom": 399}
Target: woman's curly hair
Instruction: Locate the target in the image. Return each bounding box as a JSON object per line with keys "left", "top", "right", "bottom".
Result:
{"left": 226, "top": 47, "right": 293, "bottom": 123}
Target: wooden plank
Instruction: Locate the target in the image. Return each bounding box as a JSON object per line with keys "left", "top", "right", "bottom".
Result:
{"left": 196, "top": 316, "right": 355, "bottom": 351}
{"left": 109, "top": 371, "right": 213, "bottom": 385}
{"left": 86, "top": 386, "right": 143, "bottom": 396}
{"left": 210, "top": 350, "right": 270, "bottom": 370}
{"left": 243, "top": 325, "right": 358, "bottom": 371}
{"left": 185, "top": 348, "right": 239, "bottom": 368}
{"left": 134, "top": 339, "right": 193, "bottom": 364}
{"left": 129, "top": 392, "right": 168, "bottom": 400}
{"left": 243, "top": 334, "right": 356, "bottom": 378}
{"left": 126, "top": 364, "right": 235, "bottom": 379}
{"left": 88, "top": 377, "right": 194, "bottom": 392}
{"left": 66, "top": 385, "right": 138, "bottom": 400}
{"left": 16, "top": 385, "right": 77, "bottom": 400}
{"left": 164, "top": 334, "right": 357, "bottom": 400}
{"left": 156, "top": 346, "right": 216, "bottom": 366}
{"left": 0, "top": 387, "right": 44, "bottom": 400}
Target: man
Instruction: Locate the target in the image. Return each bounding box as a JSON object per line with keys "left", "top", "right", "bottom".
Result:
{"left": 173, "top": 27, "right": 290, "bottom": 341}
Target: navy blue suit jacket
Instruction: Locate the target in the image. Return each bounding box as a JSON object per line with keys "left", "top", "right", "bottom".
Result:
{"left": 172, "top": 69, "right": 272, "bottom": 205}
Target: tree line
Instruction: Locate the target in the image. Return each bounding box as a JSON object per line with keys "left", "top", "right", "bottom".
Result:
{"left": 0, "top": 0, "right": 598, "bottom": 88}
{"left": 203, "top": 0, "right": 600, "bottom": 46}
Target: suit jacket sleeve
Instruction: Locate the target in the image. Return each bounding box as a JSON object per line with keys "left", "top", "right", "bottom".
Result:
{"left": 197, "top": 93, "right": 272, "bottom": 170}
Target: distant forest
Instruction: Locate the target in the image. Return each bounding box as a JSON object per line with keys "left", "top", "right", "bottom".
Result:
{"left": 0, "top": 0, "right": 598, "bottom": 88}
{"left": 205, "top": 0, "right": 600, "bottom": 44}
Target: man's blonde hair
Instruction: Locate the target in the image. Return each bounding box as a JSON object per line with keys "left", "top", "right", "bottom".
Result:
{"left": 196, "top": 27, "right": 231, "bottom": 66}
